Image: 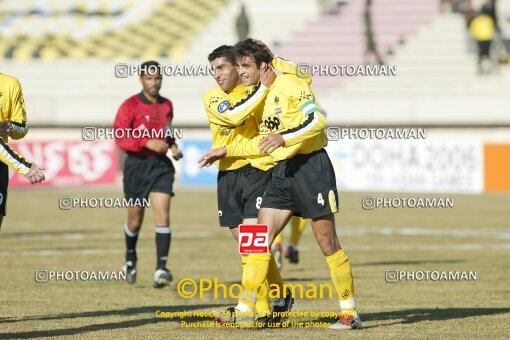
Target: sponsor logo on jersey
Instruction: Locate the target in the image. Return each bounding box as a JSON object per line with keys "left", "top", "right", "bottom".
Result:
{"left": 217, "top": 100, "right": 229, "bottom": 113}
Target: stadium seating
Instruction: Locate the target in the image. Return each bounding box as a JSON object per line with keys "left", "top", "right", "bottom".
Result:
{"left": 317, "top": 10, "right": 510, "bottom": 125}
{"left": 1, "top": 0, "right": 228, "bottom": 60}
{"left": 3, "top": 0, "right": 509, "bottom": 126}
{"left": 275, "top": 0, "right": 440, "bottom": 89}
{"left": 3, "top": 0, "right": 321, "bottom": 126}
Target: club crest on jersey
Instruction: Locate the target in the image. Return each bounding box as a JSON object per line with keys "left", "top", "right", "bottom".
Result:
{"left": 217, "top": 100, "right": 229, "bottom": 113}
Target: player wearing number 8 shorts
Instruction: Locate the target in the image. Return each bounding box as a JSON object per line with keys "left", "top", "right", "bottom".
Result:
{"left": 216, "top": 165, "right": 269, "bottom": 227}
{"left": 199, "top": 39, "right": 362, "bottom": 330}
{"left": 203, "top": 44, "right": 314, "bottom": 323}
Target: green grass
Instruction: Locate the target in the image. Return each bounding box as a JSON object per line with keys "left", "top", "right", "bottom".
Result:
{"left": 0, "top": 189, "right": 509, "bottom": 338}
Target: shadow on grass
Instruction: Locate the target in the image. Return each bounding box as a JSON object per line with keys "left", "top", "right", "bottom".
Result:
{"left": 0, "top": 303, "right": 229, "bottom": 337}
{"left": 314, "top": 307, "right": 510, "bottom": 329}
{"left": 2, "top": 307, "right": 509, "bottom": 336}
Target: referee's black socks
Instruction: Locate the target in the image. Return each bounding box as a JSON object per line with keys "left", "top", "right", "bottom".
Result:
{"left": 124, "top": 223, "right": 139, "bottom": 263}
{"left": 155, "top": 226, "right": 171, "bottom": 269}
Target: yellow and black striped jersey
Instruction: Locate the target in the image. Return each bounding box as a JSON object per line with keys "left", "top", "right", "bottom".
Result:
{"left": 226, "top": 73, "right": 327, "bottom": 162}
{"left": 0, "top": 73, "right": 31, "bottom": 175}
{"left": 0, "top": 139, "right": 31, "bottom": 175}
{"left": 203, "top": 56, "right": 312, "bottom": 171}
{"left": 0, "top": 73, "right": 29, "bottom": 140}
{"left": 203, "top": 82, "right": 267, "bottom": 171}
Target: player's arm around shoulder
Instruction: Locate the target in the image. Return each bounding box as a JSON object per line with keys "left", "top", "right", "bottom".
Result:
{"left": 272, "top": 56, "right": 312, "bottom": 85}
{"left": 204, "top": 84, "right": 267, "bottom": 127}
{"left": 203, "top": 87, "right": 235, "bottom": 126}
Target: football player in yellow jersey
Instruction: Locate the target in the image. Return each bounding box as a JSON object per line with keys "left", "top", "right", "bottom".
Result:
{"left": 204, "top": 44, "right": 313, "bottom": 322}
{"left": 0, "top": 73, "right": 46, "bottom": 229}
{"left": 205, "top": 45, "right": 275, "bottom": 320}
{"left": 200, "top": 39, "right": 362, "bottom": 330}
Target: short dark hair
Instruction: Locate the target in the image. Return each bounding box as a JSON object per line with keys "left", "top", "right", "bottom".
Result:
{"left": 208, "top": 45, "right": 236, "bottom": 65}
{"left": 140, "top": 60, "right": 160, "bottom": 76}
{"left": 234, "top": 38, "right": 272, "bottom": 68}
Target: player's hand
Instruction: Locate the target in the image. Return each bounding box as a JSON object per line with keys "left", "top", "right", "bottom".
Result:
{"left": 253, "top": 39, "right": 274, "bottom": 59}
{"left": 0, "top": 121, "right": 13, "bottom": 138}
{"left": 198, "top": 147, "right": 227, "bottom": 168}
{"left": 170, "top": 144, "right": 183, "bottom": 160}
{"left": 25, "top": 163, "right": 45, "bottom": 184}
{"left": 146, "top": 139, "right": 169, "bottom": 153}
{"left": 260, "top": 63, "right": 276, "bottom": 87}
{"left": 259, "top": 134, "right": 284, "bottom": 154}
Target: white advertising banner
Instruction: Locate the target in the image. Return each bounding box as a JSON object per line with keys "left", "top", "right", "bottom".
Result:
{"left": 326, "top": 139, "right": 484, "bottom": 193}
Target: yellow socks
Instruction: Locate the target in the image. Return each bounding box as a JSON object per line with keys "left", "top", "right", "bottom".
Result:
{"left": 273, "top": 233, "right": 283, "bottom": 247}
{"left": 242, "top": 255, "right": 271, "bottom": 316}
{"left": 267, "top": 253, "right": 284, "bottom": 293}
{"left": 326, "top": 249, "right": 357, "bottom": 315}
{"left": 289, "top": 217, "right": 306, "bottom": 246}
{"left": 237, "top": 253, "right": 271, "bottom": 313}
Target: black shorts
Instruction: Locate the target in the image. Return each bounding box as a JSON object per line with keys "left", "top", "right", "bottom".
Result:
{"left": 217, "top": 165, "right": 272, "bottom": 227}
{"left": 0, "top": 162, "right": 8, "bottom": 216}
{"left": 261, "top": 148, "right": 339, "bottom": 219}
{"left": 123, "top": 155, "right": 175, "bottom": 201}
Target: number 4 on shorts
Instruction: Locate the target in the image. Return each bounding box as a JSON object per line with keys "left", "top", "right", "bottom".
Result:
{"left": 317, "top": 193, "right": 324, "bottom": 206}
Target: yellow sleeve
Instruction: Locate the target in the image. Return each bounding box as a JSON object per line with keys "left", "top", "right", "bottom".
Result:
{"left": 203, "top": 83, "right": 268, "bottom": 127}
{"left": 226, "top": 135, "right": 265, "bottom": 157}
{"left": 281, "top": 82, "right": 326, "bottom": 147}
{"left": 226, "top": 111, "right": 326, "bottom": 158}
{"left": 9, "top": 79, "right": 29, "bottom": 140}
{"left": 226, "top": 81, "right": 326, "bottom": 157}
{"left": 281, "top": 110, "right": 326, "bottom": 147}
{"left": 272, "top": 56, "right": 312, "bottom": 85}
{"left": 0, "top": 139, "right": 31, "bottom": 175}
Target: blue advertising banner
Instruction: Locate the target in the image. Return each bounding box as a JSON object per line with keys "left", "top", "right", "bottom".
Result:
{"left": 180, "top": 139, "right": 218, "bottom": 185}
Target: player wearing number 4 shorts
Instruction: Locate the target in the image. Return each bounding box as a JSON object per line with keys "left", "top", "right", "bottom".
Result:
{"left": 199, "top": 39, "right": 362, "bottom": 330}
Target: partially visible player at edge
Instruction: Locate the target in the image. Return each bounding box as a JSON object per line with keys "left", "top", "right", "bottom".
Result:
{"left": 200, "top": 39, "right": 362, "bottom": 330}
{"left": 0, "top": 73, "right": 45, "bottom": 230}
{"left": 113, "top": 61, "right": 182, "bottom": 288}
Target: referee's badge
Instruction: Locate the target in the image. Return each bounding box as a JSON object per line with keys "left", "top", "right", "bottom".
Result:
{"left": 217, "top": 100, "right": 229, "bottom": 113}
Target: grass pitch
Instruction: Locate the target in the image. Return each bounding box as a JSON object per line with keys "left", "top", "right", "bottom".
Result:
{"left": 0, "top": 189, "right": 509, "bottom": 339}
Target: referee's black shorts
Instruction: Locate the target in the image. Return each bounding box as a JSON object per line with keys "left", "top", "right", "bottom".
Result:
{"left": 261, "top": 148, "right": 339, "bottom": 219}
{"left": 0, "top": 162, "right": 8, "bottom": 216}
{"left": 123, "top": 155, "right": 175, "bottom": 201}
{"left": 217, "top": 165, "right": 272, "bottom": 227}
